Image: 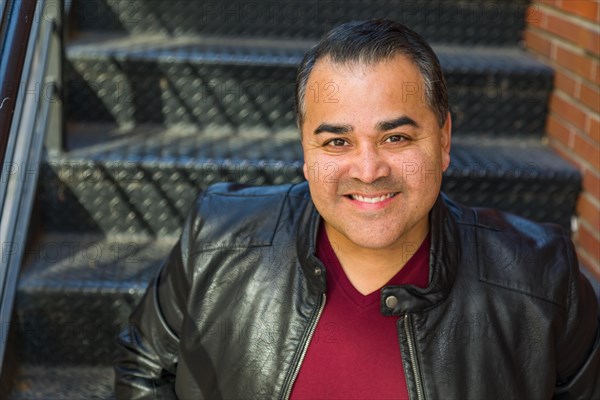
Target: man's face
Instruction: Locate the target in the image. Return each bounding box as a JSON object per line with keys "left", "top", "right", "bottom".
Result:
{"left": 301, "top": 55, "right": 451, "bottom": 252}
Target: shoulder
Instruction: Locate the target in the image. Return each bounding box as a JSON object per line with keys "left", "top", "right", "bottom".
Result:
{"left": 187, "top": 182, "right": 312, "bottom": 248}
{"left": 444, "top": 193, "right": 568, "bottom": 250}
{"left": 443, "top": 194, "right": 576, "bottom": 308}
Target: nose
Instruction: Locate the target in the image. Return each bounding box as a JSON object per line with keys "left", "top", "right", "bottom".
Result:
{"left": 347, "top": 145, "right": 391, "bottom": 183}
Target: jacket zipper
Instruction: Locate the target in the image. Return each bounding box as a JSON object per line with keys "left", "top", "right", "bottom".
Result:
{"left": 404, "top": 314, "right": 426, "bottom": 400}
{"left": 282, "top": 293, "right": 326, "bottom": 400}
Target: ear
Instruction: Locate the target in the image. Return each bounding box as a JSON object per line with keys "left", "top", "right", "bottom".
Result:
{"left": 303, "top": 162, "right": 309, "bottom": 181}
{"left": 440, "top": 112, "right": 452, "bottom": 172}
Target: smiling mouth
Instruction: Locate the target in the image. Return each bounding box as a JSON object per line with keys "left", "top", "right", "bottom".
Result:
{"left": 348, "top": 192, "right": 398, "bottom": 203}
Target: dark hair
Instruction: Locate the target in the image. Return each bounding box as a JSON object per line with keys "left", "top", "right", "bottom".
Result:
{"left": 295, "top": 19, "right": 448, "bottom": 127}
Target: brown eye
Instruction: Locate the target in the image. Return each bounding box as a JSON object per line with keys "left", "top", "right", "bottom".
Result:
{"left": 385, "top": 135, "right": 407, "bottom": 143}
{"left": 327, "top": 138, "right": 349, "bottom": 147}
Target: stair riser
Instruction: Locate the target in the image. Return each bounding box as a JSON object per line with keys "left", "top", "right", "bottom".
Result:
{"left": 11, "top": 234, "right": 174, "bottom": 366}
{"left": 65, "top": 57, "right": 552, "bottom": 136}
{"left": 39, "top": 160, "right": 305, "bottom": 235}
{"left": 65, "top": 60, "right": 298, "bottom": 131}
{"left": 39, "top": 159, "right": 578, "bottom": 236}
{"left": 72, "top": 0, "right": 529, "bottom": 46}
{"left": 14, "top": 291, "right": 144, "bottom": 365}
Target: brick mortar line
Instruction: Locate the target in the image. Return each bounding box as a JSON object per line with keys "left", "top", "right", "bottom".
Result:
{"left": 579, "top": 261, "right": 600, "bottom": 284}
{"left": 551, "top": 128, "right": 600, "bottom": 169}
{"left": 579, "top": 219, "right": 600, "bottom": 241}
{"left": 554, "top": 88, "right": 600, "bottom": 121}
{"left": 578, "top": 253, "right": 600, "bottom": 283}
{"left": 578, "top": 216, "right": 600, "bottom": 234}
{"left": 580, "top": 191, "right": 600, "bottom": 209}
{"left": 554, "top": 90, "right": 600, "bottom": 124}
{"left": 535, "top": 2, "right": 600, "bottom": 32}
{"left": 526, "top": 42, "right": 600, "bottom": 91}
{"left": 548, "top": 136, "right": 600, "bottom": 174}
{"left": 584, "top": 167, "right": 600, "bottom": 182}
{"left": 524, "top": 33, "right": 600, "bottom": 88}
{"left": 581, "top": 192, "right": 600, "bottom": 209}
{"left": 548, "top": 100, "right": 600, "bottom": 138}
{"left": 524, "top": 28, "right": 556, "bottom": 58}
{"left": 553, "top": 65, "right": 600, "bottom": 95}
{"left": 524, "top": 45, "right": 557, "bottom": 71}
{"left": 526, "top": 25, "right": 600, "bottom": 61}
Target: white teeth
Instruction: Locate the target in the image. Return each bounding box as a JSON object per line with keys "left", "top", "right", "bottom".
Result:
{"left": 350, "top": 193, "right": 396, "bottom": 203}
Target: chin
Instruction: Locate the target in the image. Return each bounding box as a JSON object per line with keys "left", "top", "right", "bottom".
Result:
{"left": 343, "top": 229, "right": 406, "bottom": 250}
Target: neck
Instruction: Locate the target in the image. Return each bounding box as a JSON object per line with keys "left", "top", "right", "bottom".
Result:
{"left": 324, "top": 220, "right": 429, "bottom": 295}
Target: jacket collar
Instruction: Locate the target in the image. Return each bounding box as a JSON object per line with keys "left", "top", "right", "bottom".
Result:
{"left": 294, "top": 183, "right": 460, "bottom": 312}
{"left": 380, "top": 193, "right": 460, "bottom": 315}
{"left": 293, "top": 183, "right": 327, "bottom": 292}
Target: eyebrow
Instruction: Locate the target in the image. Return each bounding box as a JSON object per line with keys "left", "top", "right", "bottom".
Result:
{"left": 375, "top": 115, "right": 419, "bottom": 131}
{"left": 314, "top": 115, "right": 419, "bottom": 135}
{"left": 314, "top": 123, "right": 353, "bottom": 135}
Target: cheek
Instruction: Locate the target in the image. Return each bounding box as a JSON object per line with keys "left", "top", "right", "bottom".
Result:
{"left": 322, "top": 161, "right": 342, "bottom": 184}
{"left": 391, "top": 150, "right": 442, "bottom": 186}
{"left": 302, "top": 150, "right": 320, "bottom": 183}
{"left": 304, "top": 153, "right": 345, "bottom": 185}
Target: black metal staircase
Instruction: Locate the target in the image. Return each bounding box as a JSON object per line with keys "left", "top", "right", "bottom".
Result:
{"left": 1, "top": 1, "right": 583, "bottom": 398}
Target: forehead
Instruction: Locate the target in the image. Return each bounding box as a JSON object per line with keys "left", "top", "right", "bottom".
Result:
{"left": 303, "top": 55, "right": 429, "bottom": 124}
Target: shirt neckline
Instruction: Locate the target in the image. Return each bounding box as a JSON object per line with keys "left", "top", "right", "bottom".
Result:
{"left": 317, "top": 223, "right": 431, "bottom": 309}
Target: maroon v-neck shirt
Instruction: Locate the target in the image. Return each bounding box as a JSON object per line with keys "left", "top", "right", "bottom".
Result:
{"left": 290, "top": 224, "right": 430, "bottom": 399}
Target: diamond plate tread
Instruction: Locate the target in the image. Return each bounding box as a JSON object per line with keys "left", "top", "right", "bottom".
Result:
{"left": 6, "top": 365, "right": 114, "bottom": 399}
{"left": 40, "top": 124, "right": 580, "bottom": 234}
{"left": 443, "top": 137, "right": 581, "bottom": 230}
{"left": 65, "top": 122, "right": 301, "bottom": 160}
{"left": 65, "top": 34, "right": 552, "bottom": 136}
{"left": 71, "top": 0, "right": 529, "bottom": 46}
{"left": 13, "top": 234, "right": 177, "bottom": 365}
{"left": 18, "top": 233, "right": 176, "bottom": 290}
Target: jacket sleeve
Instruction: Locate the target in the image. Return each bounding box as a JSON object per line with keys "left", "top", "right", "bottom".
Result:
{"left": 553, "top": 236, "right": 600, "bottom": 400}
{"left": 114, "top": 198, "right": 200, "bottom": 400}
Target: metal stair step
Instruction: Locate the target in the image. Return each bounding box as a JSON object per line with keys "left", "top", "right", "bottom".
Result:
{"left": 9, "top": 233, "right": 176, "bottom": 366}
{"left": 40, "top": 124, "right": 580, "bottom": 235}
{"left": 65, "top": 34, "right": 553, "bottom": 137}
{"left": 71, "top": 0, "right": 529, "bottom": 46}
{"left": 5, "top": 364, "right": 114, "bottom": 399}
{"left": 442, "top": 137, "right": 581, "bottom": 230}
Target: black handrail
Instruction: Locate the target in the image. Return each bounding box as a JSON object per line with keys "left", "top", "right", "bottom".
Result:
{"left": 0, "top": 0, "right": 38, "bottom": 167}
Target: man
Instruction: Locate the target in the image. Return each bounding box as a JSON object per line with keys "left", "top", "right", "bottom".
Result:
{"left": 115, "top": 19, "right": 599, "bottom": 399}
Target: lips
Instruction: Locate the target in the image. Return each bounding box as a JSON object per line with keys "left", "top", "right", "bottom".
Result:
{"left": 349, "top": 192, "right": 398, "bottom": 203}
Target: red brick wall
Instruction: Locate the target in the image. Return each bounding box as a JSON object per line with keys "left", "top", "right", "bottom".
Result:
{"left": 524, "top": 1, "right": 599, "bottom": 279}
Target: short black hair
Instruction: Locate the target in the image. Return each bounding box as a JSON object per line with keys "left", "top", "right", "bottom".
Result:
{"left": 295, "top": 19, "right": 448, "bottom": 128}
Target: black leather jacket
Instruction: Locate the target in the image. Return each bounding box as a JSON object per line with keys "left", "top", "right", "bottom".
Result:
{"left": 115, "top": 182, "right": 600, "bottom": 399}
